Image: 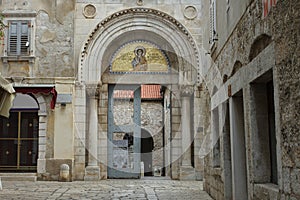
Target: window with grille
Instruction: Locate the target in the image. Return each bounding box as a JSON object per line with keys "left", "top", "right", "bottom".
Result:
{"left": 7, "top": 21, "right": 31, "bottom": 56}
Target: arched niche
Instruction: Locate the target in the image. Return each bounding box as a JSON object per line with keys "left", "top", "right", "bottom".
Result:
{"left": 230, "top": 60, "right": 243, "bottom": 77}
{"left": 249, "top": 34, "right": 272, "bottom": 62}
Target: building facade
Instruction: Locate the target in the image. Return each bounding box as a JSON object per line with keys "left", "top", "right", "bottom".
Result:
{"left": 201, "top": 0, "right": 300, "bottom": 199}
{"left": 0, "top": 0, "right": 299, "bottom": 199}
{"left": 0, "top": 0, "right": 203, "bottom": 181}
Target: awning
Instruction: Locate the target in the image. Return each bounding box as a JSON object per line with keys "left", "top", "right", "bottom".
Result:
{"left": 14, "top": 86, "right": 57, "bottom": 109}
{"left": 0, "top": 75, "right": 16, "bottom": 118}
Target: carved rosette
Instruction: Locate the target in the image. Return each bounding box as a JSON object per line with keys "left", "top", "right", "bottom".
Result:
{"left": 180, "top": 85, "right": 194, "bottom": 97}
{"left": 86, "top": 83, "right": 100, "bottom": 98}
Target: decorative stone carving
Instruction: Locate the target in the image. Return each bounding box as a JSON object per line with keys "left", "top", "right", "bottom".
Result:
{"left": 136, "top": 0, "right": 143, "bottom": 6}
{"left": 180, "top": 85, "right": 194, "bottom": 97}
{"left": 83, "top": 4, "right": 96, "bottom": 19}
{"left": 86, "top": 83, "right": 100, "bottom": 98}
{"left": 183, "top": 6, "right": 198, "bottom": 20}
{"left": 80, "top": 8, "right": 199, "bottom": 67}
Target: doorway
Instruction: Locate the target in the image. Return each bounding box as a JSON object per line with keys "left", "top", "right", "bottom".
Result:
{"left": 141, "top": 129, "right": 154, "bottom": 176}
{"left": 229, "top": 91, "right": 248, "bottom": 199}
{"left": 0, "top": 94, "right": 39, "bottom": 172}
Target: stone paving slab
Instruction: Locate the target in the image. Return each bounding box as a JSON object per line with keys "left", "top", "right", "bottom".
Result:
{"left": 0, "top": 179, "right": 213, "bottom": 200}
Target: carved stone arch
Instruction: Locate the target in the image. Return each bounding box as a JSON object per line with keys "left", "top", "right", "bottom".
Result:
{"left": 249, "top": 34, "right": 272, "bottom": 62}
{"left": 78, "top": 7, "right": 199, "bottom": 85}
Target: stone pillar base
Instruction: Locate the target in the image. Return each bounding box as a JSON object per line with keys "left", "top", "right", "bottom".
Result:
{"left": 180, "top": 166, "right": 196, "bottom": 181}
{"left": 84, "top": 166, "right": 100, "bottom": 181}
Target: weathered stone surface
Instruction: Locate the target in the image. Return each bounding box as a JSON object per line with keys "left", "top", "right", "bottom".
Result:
{"left": 203, "top": 0, "right": 300, "bottom": 199}
{"left": 0, "top": 180, "right": 212, "bottom": 200}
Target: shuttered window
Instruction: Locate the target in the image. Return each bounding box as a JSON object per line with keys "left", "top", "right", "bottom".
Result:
{"left": 7, "top": 21, "right": 30, "bottom": 56}
{"left": 209, "top": 0, "right": 217, "bottom": 45}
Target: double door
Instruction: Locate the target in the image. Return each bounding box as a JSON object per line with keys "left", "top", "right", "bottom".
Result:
{"left": 0, "top": 111, "right": 38, "bottom": 172}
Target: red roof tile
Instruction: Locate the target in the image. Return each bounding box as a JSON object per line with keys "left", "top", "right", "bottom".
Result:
{"left": 113, "top": 85, "right": 162, "bottom": 99}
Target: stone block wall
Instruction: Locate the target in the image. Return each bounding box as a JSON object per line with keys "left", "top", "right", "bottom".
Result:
{"left": 203, "top": 0, "right": 300, "bottom": 199}
{"left": 203, "top": 156, "right": 224, "bottom": 200}
{"left": 113, "top": 100, "right": 164, "bottom": 169}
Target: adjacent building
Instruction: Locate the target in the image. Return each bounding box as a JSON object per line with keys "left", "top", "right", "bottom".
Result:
{"left": 201, "top": 0, "right": 300, "bottom": 199}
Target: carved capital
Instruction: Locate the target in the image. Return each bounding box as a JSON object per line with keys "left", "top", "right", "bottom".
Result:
{"left": 180, "top": 85, "right": 194, "bottom": 97}
{"left": 86, "top": 83, "right": 100, "bottom": 98}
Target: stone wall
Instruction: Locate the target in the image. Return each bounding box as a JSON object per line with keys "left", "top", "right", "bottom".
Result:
{"left": 273, "top": 0, "right": 300, "bottom": 199}
{"left": 113, "top": 100, "right": 164, "bottom": 169}
{"left": 203, "top": 0, "right": 300, "bottom": 199}
{"left": 0, "top": 0, "right": 75, "bottom": 77}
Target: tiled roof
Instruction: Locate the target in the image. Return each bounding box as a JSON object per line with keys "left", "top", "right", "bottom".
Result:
{"left": 113, "top": 85, "right": 162, "bottom": 99}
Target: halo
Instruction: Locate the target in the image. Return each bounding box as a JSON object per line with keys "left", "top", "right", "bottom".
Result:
{"left": 134, "top": 46, "right": 146, "bottom": 56}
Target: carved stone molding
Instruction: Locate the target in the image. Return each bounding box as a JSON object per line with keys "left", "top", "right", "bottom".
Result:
{"left": 80, "top": 7, "right": 199, "bottom": 68}
{"left": 86, "top": 83, "right": 100, "bottom": 98}
{"left": 136, "top": 0, "right": 143, "bottom": 6}
{"left": 180, "top": 85, "right": 194, "bottom": 97}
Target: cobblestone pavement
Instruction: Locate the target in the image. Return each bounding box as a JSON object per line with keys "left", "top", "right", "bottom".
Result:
{"left": 0, "top": 179, "right": 213, "bottom": 200}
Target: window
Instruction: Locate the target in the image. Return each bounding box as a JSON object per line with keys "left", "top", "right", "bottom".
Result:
{"left": 209, "top": 0, "right": 217, "bottom": 47}
{"left": 1, "top": 11, "right": 36, "bottom": 63}
{"left": 7, "top": 20, "right": 31, "bottom": 56}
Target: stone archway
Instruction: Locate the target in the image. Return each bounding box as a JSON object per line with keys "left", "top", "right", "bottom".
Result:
{"left": 78, "top": 7, "right": 199, "bottom": 84}
{"left": 75, "top": 7, "right": 199, "bottom": 180}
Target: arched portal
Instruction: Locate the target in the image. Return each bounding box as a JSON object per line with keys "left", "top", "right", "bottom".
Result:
{"left": 78, "top": 7, "right": 199, "bottom": 85}
{"left": 76, "top": 8, "right": 199, "bottom": 180}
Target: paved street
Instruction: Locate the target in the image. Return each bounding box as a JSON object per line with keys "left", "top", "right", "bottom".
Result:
{"left": 0, "top": 179, "right": 212, "bottom": 200}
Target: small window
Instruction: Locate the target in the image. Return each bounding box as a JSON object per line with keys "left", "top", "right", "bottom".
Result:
{"left": 7, "top": 20, "right": 31, "bottom": 56}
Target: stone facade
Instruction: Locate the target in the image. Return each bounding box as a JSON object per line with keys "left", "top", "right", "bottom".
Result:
{"left": 0, "top": 1, "right": 298, "bottom": 199}
{"left": 0, "top": 0, "right": 203, "bottom": 181}
{"left": 201, "top": 0, "right": 300, "bottom": 199}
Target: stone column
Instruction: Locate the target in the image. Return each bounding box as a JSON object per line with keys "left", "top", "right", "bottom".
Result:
{"left": 180, "top": 85, "right": 195, "bottom": 180}
{"left": 84, "top": 83, "right": 100, "bottom": 181}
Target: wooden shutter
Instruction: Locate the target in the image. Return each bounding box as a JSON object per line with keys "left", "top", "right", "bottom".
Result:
{"left": 20, "top": 21, "right": 30, "bottom": 55}
{"left": 209, "top": 0, "right": 216, "bottom": 44}
{"left": 8, "top": 21, "right": 18, "bottom": 55}
{"left": 7, "top": 21, "right": 30, "bottom": 56}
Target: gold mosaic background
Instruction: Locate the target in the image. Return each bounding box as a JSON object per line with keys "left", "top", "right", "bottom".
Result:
{"left": 111, "top": 41, "right": 169, "bottom": 72}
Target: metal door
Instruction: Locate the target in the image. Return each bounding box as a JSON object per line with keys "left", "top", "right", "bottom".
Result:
{"left": 108, "top": 85, "right": 141, "bottom": 178}
{"left": 0, "top": 111, "right": 38, "bottom": 172}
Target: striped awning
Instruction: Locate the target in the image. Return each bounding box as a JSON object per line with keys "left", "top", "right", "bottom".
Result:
{"left": 0, "top": 75, "right": 16, "bottom": 118}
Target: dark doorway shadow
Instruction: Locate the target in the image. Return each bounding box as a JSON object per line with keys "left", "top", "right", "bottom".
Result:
{"left": 141, "top": 129, "right": 154, "bottom": 176}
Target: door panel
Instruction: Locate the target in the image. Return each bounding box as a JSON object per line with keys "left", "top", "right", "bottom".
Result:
{"left": 108, "top": 85, "right": 141, "bottom": 178}
{"left": 0, "top": 111, "right": 38, "bottom": 171}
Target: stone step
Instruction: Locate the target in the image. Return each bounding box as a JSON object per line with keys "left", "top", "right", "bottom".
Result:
{"left": 0, "top": 173, "right": 37, "bottom": 181}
